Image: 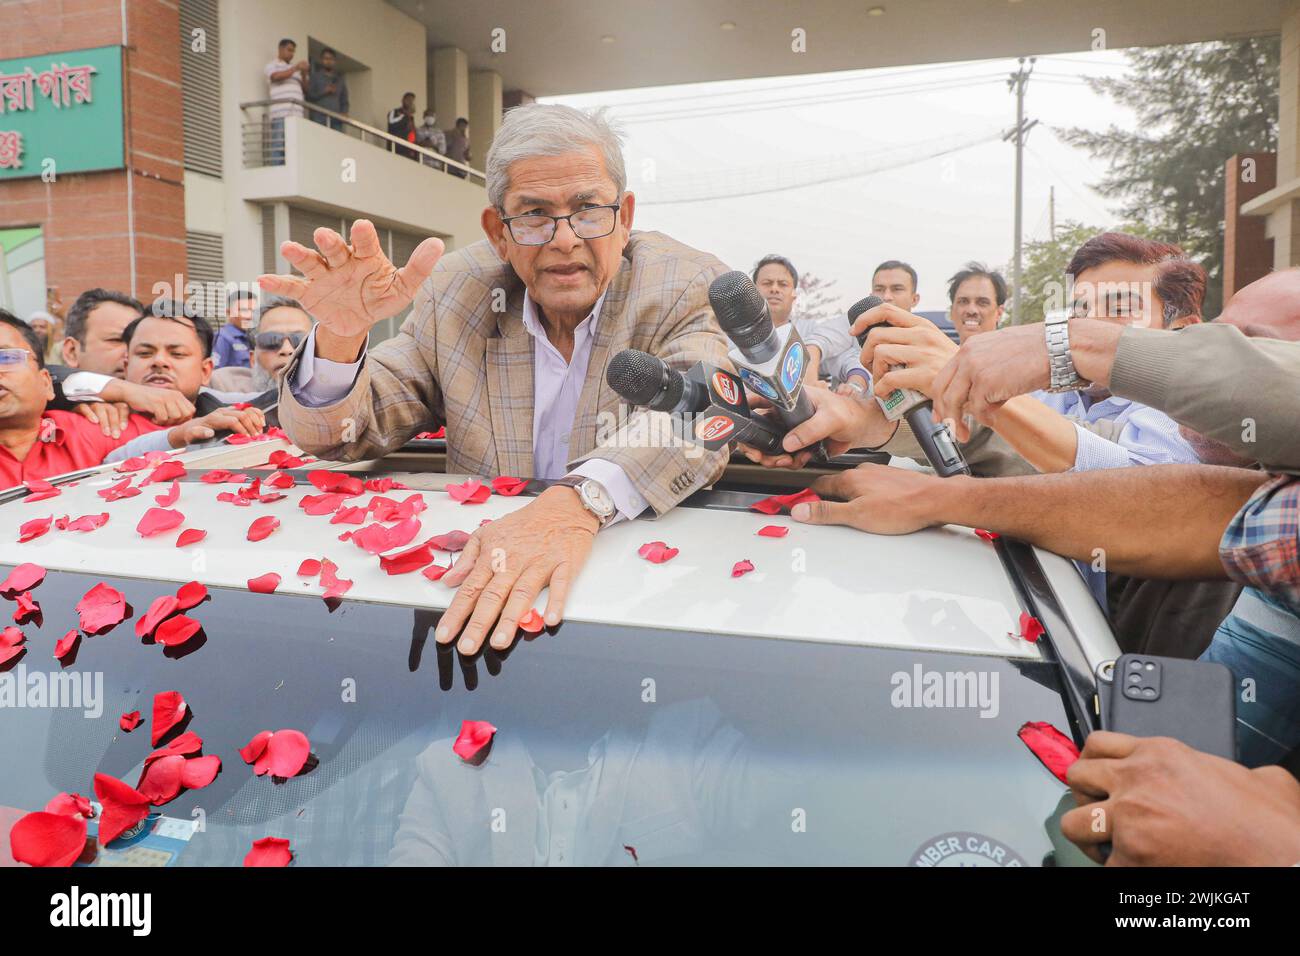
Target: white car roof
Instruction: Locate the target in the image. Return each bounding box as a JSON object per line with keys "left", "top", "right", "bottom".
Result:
{"left": 0, "top": 441, "right": 1049, "bottom": 661}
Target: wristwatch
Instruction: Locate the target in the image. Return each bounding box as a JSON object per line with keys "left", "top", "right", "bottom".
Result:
{"left": 1044, "top": 310, "right": 1089, "bottom": 393}
{"left": 554, "top": 475, "right": 617, "bottom": 529}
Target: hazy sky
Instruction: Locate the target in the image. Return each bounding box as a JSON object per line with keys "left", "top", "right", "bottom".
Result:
{"left": 546, "top": 49, "right": 1137, "bottom": 315}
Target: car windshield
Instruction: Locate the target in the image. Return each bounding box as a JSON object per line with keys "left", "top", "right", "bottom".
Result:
{"left": 0, "top": 566, "right": 1079, "bottom": 867}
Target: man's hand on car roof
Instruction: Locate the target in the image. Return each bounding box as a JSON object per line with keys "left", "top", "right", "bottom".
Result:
{"left": 434, "top": 486, "right": 600, "bottom": 655}
{"left": 1061, "top": 731, "right": 1300, "bottom": 866}
{"left": 167, "top": 405, "right": 265, "bottom": 447}
{"left": 790, "top": 463, "right": 950, "bottom": 533}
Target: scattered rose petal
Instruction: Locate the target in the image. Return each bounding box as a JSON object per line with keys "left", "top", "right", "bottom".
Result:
{"left": 422, "top": 563, "right": 450, "bottom": 582}
{"left": 154, "top": 614, "right": 201, "bottom": 647}
{"left": 750, "top": 488, "right": 820, "bottom": 515}
{"left": 319, "top": 560, "right": 352, "bottom": 599}
{"left": 1019, "top": 612, "right": 1045, "bottom": 644}
{"left": 757, "top": 525, "right": 789, "bottom": 538}
{"left": 350, "top": 516, "right": 421, "bottom": 555}
{"left": 176, "top": 528, "right": 207, "bottom": 547}
{"left": 0, "top": 627, "right": 26, "bottom": 665}
{"left": 92, "top": 773, "right": 151, "bottom": 845}
{"left": 13, "top": 591, "right": 39, "bottom": 624}
{"left": 145, "top": 731, "right": 203, "bottom": 766}
{"left": 297, "top": 558, "right": 322, "bottom": 577}
{"left": 300, "top": 492, "right": 348, "bottom": 516}
{"left": 97, "top": 477, "right": 140, "bottom": 501}
{"left": 247, "top": 515, "right": 280, "bottom": 542}
{"left": 1017, "top": 721, "right": 1080, "bottom": 784}
{"left": 136, "top": 595, "right": 179, "bottom": 639}
{"left": 242, "top": 728, "right": 311, "bottom": 777}
{"left": 244, "top": 836, "right": 293, "bottom": 867}
{"left": 248, "top": 572, "right": 281, "bottom": 594}
{"left": 151, "top": 691, "right": 188, "bottom": 746}
{"left": 137, "top": 754, "right": 185, "bottom": 805}
{"left": 517, "top": 609, "right": 544, "bottom": 633}
{"left": 307, "top": 470, "right": 364, "bottom": 496}
{"left": 267, "top": 471, "right": 296, "bottom": 489}
{"left": 9, "top": 811, "right": 87, "bottom": 867}
{"left": 54, "top": 629, "right": 79, "bottom": 660}
{"left": 45, "top": 792, "right": 93, "bottom": 818}
{"left": 329, "top": 506, "right": 367, "bottom": 525}
{"left": 491, "top": 476, "right": 528, "bottom": 497}
{"left": 0, "top": 562, "right": 45, "bottom": 597}
{"left": 120, "top": 710, "right": 142, "bottom": 732}
{"left": 75, "top": 583, "right": 127, "bottom": 635}
{"left": 136, "top": 507, "right": 184, "bottom": 538}
{"left": 974, "top": 528, "right": 1001, "bottom": 541}
{"left": 24, "top": 477, "right": 61, "bottom": 502}
{"left": 638, "top": 541, "right": 679, "bottom": 564}
{"left": 180, "top": 754, "right": 221, "bottom": 790}
{"left": 452, "top": 720, "right": 497, "bottom": 762}
{"left": 116, "top": 456, "right": 149, "bottom": 473}
{"left": 142, "top": 460, "right": 185, "bottom": 486}
{"left": 731, "top": 559, "right": 755, "bottom": 578}
{"left": 18, "top": 515, "right": 52, "bottom": 542}
{"left": 428, "top": 530, "right": 470, "bottom": 553}
{"left": 379, "top": 542, "right": 435, "bottom": 575}
{"left": 447, "top": 479, "right": 490, "bottom": 505}
{"left": 60, "top": 513, "right": 109, "bottom": 533}
{"left": 154, "top": 480, "right": 180, "bottom": 506}
{"left": 364, "top": 477, "right": 407, "bottom": 493}
{"left": 175, "top": 582, "right": 207, "bottom": 610}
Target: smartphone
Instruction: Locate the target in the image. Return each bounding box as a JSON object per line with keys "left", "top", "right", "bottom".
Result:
{"left": 1099, "top": 654, "right": 1236, "bottom": 760}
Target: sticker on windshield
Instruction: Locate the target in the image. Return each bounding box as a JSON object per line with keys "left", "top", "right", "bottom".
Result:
{"left": 909, "top": 831, "right": 1025, "bottom": 867}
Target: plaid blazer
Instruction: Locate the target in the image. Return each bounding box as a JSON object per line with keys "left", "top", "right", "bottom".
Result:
{"left": 278, "top": 231, "right": 733, "bottom": 515}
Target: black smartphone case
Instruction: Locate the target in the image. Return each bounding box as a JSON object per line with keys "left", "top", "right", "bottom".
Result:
{"left": 1102, "top": 654, "right": 1237, "bottom": 761}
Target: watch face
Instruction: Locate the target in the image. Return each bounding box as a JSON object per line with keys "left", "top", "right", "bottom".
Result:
{"left": 582, "top": 482, "right": 615, "bottom": 517}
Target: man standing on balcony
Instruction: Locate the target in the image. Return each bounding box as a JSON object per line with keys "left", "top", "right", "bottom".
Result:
{"left": 306, "top": 47, "right": 348, "bottom": 131}
{"left": 445, "top": 117, "right": 471, "bottom": 177}
{"left": 388, "top": 92, "right": 418, "bottom": 160}
{"left": 264, "top": 38, "right": 307, "bottom": 165}
{"left": 262, "top": 104, "right": 731, "bottom": 659}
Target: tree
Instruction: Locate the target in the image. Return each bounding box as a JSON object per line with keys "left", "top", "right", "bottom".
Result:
{"left": 792, "top": 270, "right": 841, "bottom": 323}
{"left": 1057, "top": 37, "right": 1279, "bottom": 316}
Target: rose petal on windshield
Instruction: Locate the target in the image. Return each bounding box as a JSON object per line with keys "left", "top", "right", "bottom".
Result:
{"left": 491, "top": 476, "right": 528, "bottom": 497}
{"left": 517, "top": 609, "right": 544, "bottom": 633}
{"left": 757, "top": 525, "right": 789, "bottom": 538}
{"left": 731, "top": 559, "right": 755, "bottom": 578}
{"left": 244, "top": 836, "right": 293, "bottom": 867}
{"left": 1019, "top": 612, "right": 1045, "bottom": 644}
{"left": 45, "top": 792, "right": 93, "bottom": 818}
{"left": 137, "top": 753, "right": 186, "bottom": 805}
{"left": 119, "top": 710, "right": 142, "bottom": 732}
{"left": 239, "top": 730, "right": 272, "bottom": 764}
{"left": 247, "top": 515, "right": 280, "bottom": 542}
{"left": 0, "top": 562, "right": 45, "bottom": 597}
{"left": 75, "top": 583, "right": 127, "bottom": 635}
{"left": 245, "top": 728, "right": 311, "bottom": 777}
{"left": 145, "top": 731, "right": 203, "bottom": 766}
{"left": 62, "top": 513, "right": 109, "bottom": 533}
{"left": 151, "top": 690, "right": 188, "bottom": 746}
{"left": 92, "top": 772, "right": 151, "bottom": 845}
{"left": 154, "top": 614, "right": 201, "bottom": 648}
{"left": 13, "top": 591, "right": 39, "bottom": 624}
{"left": 428, "top": 530, "right": 470, "bottom": 552}
{"left": 637, "top": 541, "right": 679, "bottom": 564}
{"left": 452, "top": 720, "right": 497, "bottom": 762}
{"left": 175, "top": 581, "right": 208, "bottom": 610}
{"left": 176, "top": 528, "right": 207, "bottom": 547}
{"left": 98, "top": 477, "right": 141, "bottom": 501}
{"left": 1017, "top": 721, "right": 1080, "bottom": 784}
{"left": 379, "top": 542, "right": 435, "bottom": 575}
{"left": 136, "top": 595, "right": 179, "bottom": 639}
{"left": 9, "top": 811, "right": 87, "bottom": 867}
{"left": 297, "top": 558, "right": 322, "bottom": 577}
{"left": 136, "top": 507, "right": 184, "bottom": 538}
{"left": 18, "top": 515, "right": 52, "bottom": 542}
{"left": 749, "top": 488, "right": 820, "bottom": 516}
{"left": 247, "top": 572, "right": 281, "bottom": 594}
{"left": 54, "top": 629, "right": 80, "bottom": 661}
{"left": 446, "top": 479, "right": 490, "bottom": 505}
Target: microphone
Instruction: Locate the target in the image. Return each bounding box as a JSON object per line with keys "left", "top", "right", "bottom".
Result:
{"left": 607, "top": 349, "right": 786, "bottom": 455}
{"left": 847, "top": 295, "right": 970, "bottom": 477}
{"left": 709, "top": 271, "right": 827, "bottom": 460}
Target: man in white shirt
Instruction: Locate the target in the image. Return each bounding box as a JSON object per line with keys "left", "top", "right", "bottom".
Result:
{"left": 263, "top": 38, "right": 307, "bottom": 165}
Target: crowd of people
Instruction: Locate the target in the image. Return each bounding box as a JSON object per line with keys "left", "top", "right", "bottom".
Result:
{"left": 264, "top": 37, "right": 472, "bottom": 174}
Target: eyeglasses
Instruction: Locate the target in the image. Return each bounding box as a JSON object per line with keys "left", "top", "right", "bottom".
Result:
{"left": 499, "top": 203, "right": 620, "bottom": 246}
{"left": 254, "top": 331, "right": 306, "bottom": 351}
{"left": 0, "top": 347, "right": 35, "bottom": 371}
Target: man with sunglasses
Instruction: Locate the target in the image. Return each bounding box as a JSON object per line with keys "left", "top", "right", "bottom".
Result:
{"left": 0, "top": 310, "right": 165, "bottom": 487}
{"left": 210, "top": 296, "right": 310, "bottom": 394}
{"left": 263, "top": 103, "right": 731, "bottom": 659}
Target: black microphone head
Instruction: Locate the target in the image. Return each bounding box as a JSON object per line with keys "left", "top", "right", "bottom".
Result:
{"left": 848, "top": 295, "right": 886, "bottom": 346}
{"left": 606, "top": 349, "right": 682, "bottom": 411}
{"left": 709, "top": 271, "right": 774, "bottom": 353}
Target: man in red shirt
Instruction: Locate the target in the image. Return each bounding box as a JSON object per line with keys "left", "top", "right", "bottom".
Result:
{"left": 0, "top": 310, "right": 162, "bottom": 488}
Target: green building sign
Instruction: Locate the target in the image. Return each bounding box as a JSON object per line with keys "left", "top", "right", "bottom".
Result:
{"left": 0, "top": 45, "right": 125, "bottom": 180}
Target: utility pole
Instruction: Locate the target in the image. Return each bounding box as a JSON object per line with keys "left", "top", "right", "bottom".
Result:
{"left": 1049, "top": 186, "right": 1056, "bottom": 241}
{"left": 1003, "top": 57, "right": 1037, "bottom": 324}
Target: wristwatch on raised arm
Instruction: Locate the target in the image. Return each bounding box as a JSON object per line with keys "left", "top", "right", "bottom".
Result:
{"left": 554, "top": 475, "right": 617, "bottom": 529}
{"left": 1044, "top": 310, "right": 1090, "bottom": 393}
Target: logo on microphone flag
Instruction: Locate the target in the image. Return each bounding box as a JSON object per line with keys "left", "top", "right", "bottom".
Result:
{"left": 738, "top": 367, "right": 778, "bottom": 401}
{"left": 695, "top": 415, "right": 735, "bottom": 442}
{"left": 711, "top": 370, "right": 740, "bottom": 406}
{"left": 781, "top": 341, "right": 804, "bottom": 391}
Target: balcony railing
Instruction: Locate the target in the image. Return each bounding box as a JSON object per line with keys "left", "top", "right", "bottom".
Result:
{"left": 239, "top": 99, "right": 487, "bottom": 187}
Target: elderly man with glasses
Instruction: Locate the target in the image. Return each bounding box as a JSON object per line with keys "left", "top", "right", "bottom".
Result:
{"left": 260, "top": 103, "right": 731, "bottom": 657}
{"left": 209, "top": 295, "right": 311, "bottom": 395}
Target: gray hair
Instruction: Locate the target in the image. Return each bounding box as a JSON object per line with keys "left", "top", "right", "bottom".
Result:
{"left": 486, "top": 103, "right": 626, "bottom": 210}
{"left": 253, "top": 294, "right": 309, "bottom": 326}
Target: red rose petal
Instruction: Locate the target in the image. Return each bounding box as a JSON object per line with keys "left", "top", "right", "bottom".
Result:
{"left": 98, "top": 477, "right": 141, "bottom": 501}
{"left": 757, "top": 525, "right": 789, "bottom": 538}
{"left": 0, "top": 639, "right": 25, "bottom": 666}
{"left": 247, "top": 515, "right": 280, "bottom": 542}
{"left": 731, "top": 559, "right": 755, "bottom": 578}
{"left": 136, "top": 594, "right": 179, "bottom": 639}
{"left": 116, "top": 456, "right": 149, "bottom": 473}
{"left": 180, "top": 754, "right": 221, "bottom": 790}
{"left": 151, "top": 690, "right": 187, "bottom": 746}
{"left": 54, "top": 629, "right": 79, "bottom": 661}
{"left": 239, "top": 730, "right": 273, "bottom": 764}
{"left": 453, "top": 720, "right": 497, "bottom": 761}
{"left": 245, "top": 728, "right": 311, "bottom": 777}
{"left": 1019, "top": 611, "right": 1045, "bottom": 644}
{"left": 297, "top": 558, "right": 322, "bottom": 577}
{"left": 1017, "top": 721, "right": 1080, "bottom": 784}
{"left": 137, "top": 753, "right": 186, "bottom": 805}
{"left": 120, "top": 710, "right": 142, "bottom": 732}
{"left": 379, "top": 542, "right": 435, "bottom": 575}
{"left": 61, "top": 512, "right": 109, "bottom": 533}
{"left": 300, "top": 492, "right": 348, "bottom": 516}
{"left": 141, "top": 460, "right": 185, "bottom": 486}
{"left": 638, "top": 540, "right": 679, "bottom": 564}
{"left": 154, "top": 614, "right": 201, "bottom": 647}
{"left": 13, "top": 591, "right": 39, "bottom": 624}
{"left": 145, "top": 731, "right": 203, "bottom": 765}
{"left": 75, "top": 582, "right": 127, "bottom": 635}
{"left": 350, "top": 516, "right": 421, "bottom": 555}
{"left": 0, "top": 562, "right": 45, "bottom": 596}
{"left": 447, "top": 479, "right": 490, "bottom": 505}
{"left": 364, "top": 477, "right": 408, "bottom": 493}
{"left": 244, "top": 836, "right": 293, "bottom": 867}
{"left": 175, "top": 581, "right": 208, "bottom": 611}
{"left": 45, "top": 792, "right": 92, "bottom": 818}
{"left": 307, "top": 470, "right": 364, "bottom": 496}
{"left": 18, "top": 515, "right": 52, "bottom": 542}
{"left": 0, "top": 625, "right": 23, "bottom": 647}
{"left": 749, "top": 487, "right": 820, "bottom": 515}
{"left": 136, "top": 507, "right": 185, "bottom": 538}
{"left": 491, "top": 475, "right": 528, "bottom": 497}
{"left": 428, "top": 530, "right": 471, "bottom": 553}
{"left": 974, "top": 528, "right": 1001, "bottom": 541}
{"left": 153, "top": 480, "right": 180, "bottom": 506}
{"left": 267, "top": 471, "right": 296, "bottom": 489}
{"left": 320, "top": 560, "right": 352, "bottom": 599}
{"left": 23, "top": 477, "right": 61, "bottom": 502}
{"left": 517, "top": 609, "right": 544, "bottom": 633}
{"left": 422, "top": 562, "right": 450, "bottom": 582}
{"left": 176, "top": 528, "right": 207, "bottom": 547}
{"left": 248, "top": 572, "right": 281, "bottom": 594}
{"left": 9, "top": 811, "right": 87, "bottom": 867}
{"left": 329, "top": 505, "right": 368, "bottom": 525}
{"left": 92, "top": 773, "right": 151, "bottom": 845}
